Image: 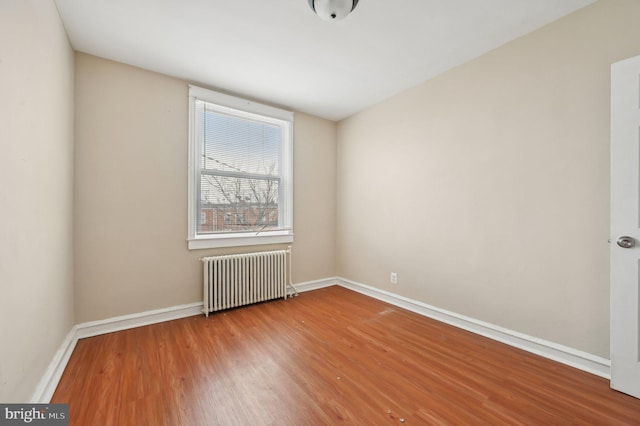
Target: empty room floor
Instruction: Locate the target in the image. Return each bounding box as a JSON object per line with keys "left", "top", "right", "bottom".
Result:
{"left": 52, "top": 286, "right": 640, "bottom": 425}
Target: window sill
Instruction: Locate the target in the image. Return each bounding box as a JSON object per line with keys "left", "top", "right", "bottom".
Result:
{"left": 187, "top": 232, "right": 294, "bottom": 250}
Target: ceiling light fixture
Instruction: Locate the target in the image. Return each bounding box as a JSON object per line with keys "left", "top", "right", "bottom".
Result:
{"left": 307, "top": 0, "right": 359, "bottom": 21}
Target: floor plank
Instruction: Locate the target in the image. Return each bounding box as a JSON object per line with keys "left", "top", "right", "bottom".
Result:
{"left": 52, "top": 286, "right": 640, "bottom": 425}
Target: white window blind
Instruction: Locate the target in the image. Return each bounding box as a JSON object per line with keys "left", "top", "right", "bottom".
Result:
{"left": 188, "top": 86, "right": 293, "bottom": 249}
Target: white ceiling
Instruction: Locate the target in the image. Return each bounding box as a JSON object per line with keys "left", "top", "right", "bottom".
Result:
{"left": 54, "top": 0, "right": 595, "bottom": 121}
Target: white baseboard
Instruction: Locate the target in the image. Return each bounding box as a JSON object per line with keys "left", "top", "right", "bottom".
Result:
{"left": 336, "top": 278, "right": 611, "bottom": 379}
{"left": 33, "top": 302, "right": 203, "bottom": 402}
{"left": 75, "top": 302, "right": 204, "bottom": 339}
{"left": 291, "top": 277, "right": 340, "bottom": 294}
{"left": 32, "top": 278, "right": 338, "bottom": 402}
{"left": 30, "top": 326, "right": 79, "bottom": 403}
{"left": 34, "top": 276, "right": 611, "bottom": 403}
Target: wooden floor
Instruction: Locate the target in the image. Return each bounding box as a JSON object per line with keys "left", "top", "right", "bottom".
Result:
{"left": 52, "top": 286, "right": 640, "bottom": 425}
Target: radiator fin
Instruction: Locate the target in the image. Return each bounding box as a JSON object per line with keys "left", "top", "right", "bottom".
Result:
{"left": 201, "top": 249, "right": 290, "bottom": 316}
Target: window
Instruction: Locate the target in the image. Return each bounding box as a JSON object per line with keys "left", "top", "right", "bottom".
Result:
{"left": 187, "top": 86, "right": 294, "bottom": 249}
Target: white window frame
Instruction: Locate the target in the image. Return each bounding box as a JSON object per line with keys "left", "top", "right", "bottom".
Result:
{"left": 187, "top": 85, "right": 294, "bottom": 249}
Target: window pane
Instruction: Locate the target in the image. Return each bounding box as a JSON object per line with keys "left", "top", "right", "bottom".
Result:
{"left": 201, "top": 106, "right": 280, "bottom": 177}
{"left": 198, "top": 174, "right": 279, "bottom": 234}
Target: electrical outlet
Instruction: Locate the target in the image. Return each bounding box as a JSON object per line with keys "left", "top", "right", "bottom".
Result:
{"left": 390, "top": 272, "right": 398, "bottom": 284}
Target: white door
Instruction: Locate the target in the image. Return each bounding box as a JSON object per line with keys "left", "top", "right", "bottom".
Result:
{"left": 611, "top": 54, "right": 640, "bottom": 399}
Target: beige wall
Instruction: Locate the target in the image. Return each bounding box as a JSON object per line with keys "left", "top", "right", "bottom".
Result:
{"left": 0, "top": 0, "right": 75, "bottom": 402}
{"left": 74, "top": 54, "right": 337, "bottom": 322}
{"left": 292, "top": 113, "right": 337, "bottom": 282}
{"left": 337, "top": 0, "right": 640, "bottom": 359}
